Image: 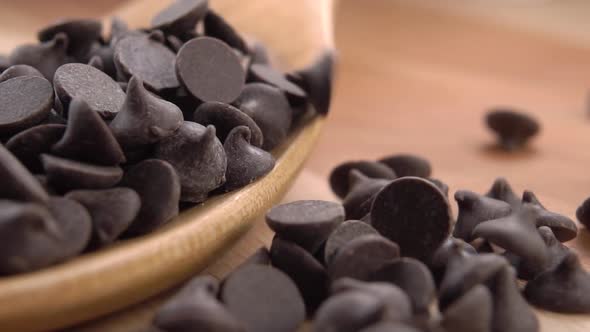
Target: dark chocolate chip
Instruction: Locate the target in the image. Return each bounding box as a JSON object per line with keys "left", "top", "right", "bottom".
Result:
{"left": 0, "top": 76, "right": 53, "bottom": 135}
{"left": 151, "top": 0, "right": 208, "bottom": 36}
{"left": 370, "top": 177, "right": 452, "bottom": 261}
{"left": 427, "top": 178, "right": 448, "bottom": 197}
{"left": 249, "top": 64, "right": 306, "bottom": 99}
{"left": 312, "top": 290, "right": 385, "bottom": 332}
{"left": 328, "top": 234, "right": 400, "bottom": 281}
{"left": 38, "top": 19, "right": 102, "bottom": 60}
{"left": 193, "top": 101, "right": 263, "bottom": 147}
{"left": 87, "top": 55, "right": 104, "bottom": 71}
{"left": 486, "top": 109, "right": 540, "bottom": 151}
{"left": 110, "top": 76, "right": 183, "bottom": 150}
{"left": 176, "top": 36, "right": 245, "bottom": 103}
{"left": 291, "top": 51, "right": 334, "bottom": 115}
{"left": 522, "top": 190, "right": 578, "bottom": 242}
{"left": 329, "top": 160, "right": 396, "bottom": 199}
{"left": 343, "top": 170, "right": 392, "bottom": 220}
{"left": 484, "top": 177, "right": 521, "bottom": 208}
{"left": 114, "top": 34, "right": 179, "bottom": 91}
{"left": 378, "top": 154, "right": 431, "bottom": 178}
{"left": 441, "top": 285, "right": 492, "bottom": 332}
{"left": 233, "top": 83, "right": 291, "bottom": 151}
{"left": 54, "top": 63, "right": 126, "bottom": 120}
{"left": 270, "top": 236, "right": 329, "bottom": 315}
{"left": 120, "top": 159, "right": 180, "bottom": 235}
{"left": 87, "top": 42, "right": 117, "bottom": 77}
{"left": 429, "top": 237, "right": 477, "bottom": 285}
{"left": 41, "top": 154, "right": 123, "bottom": 193}
{"left": 5, "top": 124, "right": 66, "bottom": 173}
{"left": 8, "top": 33, "right": 71, "bottom": 80}
{"left": 576, "top": 196, "right": 590, "bottom": 230}
{"left": 204, "top": 9, "right": 248, "bottom": 54}
{"left": 46, "top": 196, "right": 92, "bottom": 258}
{"left": 52, "top": 98, "right": 126, "bottom": 165}
{"left": 266, "top": 200, "right": 345, "bottom": 254}
{"left": 0, "top": 143, "right": 49, "bottom": 203}
{"left": 66, "top": 187, "right": 141, "bottom": 247}
{"left": 221, "top": 264, "right": 305, "bottom": 332}
{"left": 154, "top": 122, "right": 226, "bottom": 203}
{"left": 0, "top": 64, "right": 44, "bottom": 83}
{"left": 324, "top": 219, "right": 379, "bottom": 264}
{"left": 359, "top": 322, "right": 422, "bottom": 332}
{"left": 222, "top": 126, "right": 275, "bottom": 192}
{"left": 453, "top": 190, "right": 512, "bottom": 242}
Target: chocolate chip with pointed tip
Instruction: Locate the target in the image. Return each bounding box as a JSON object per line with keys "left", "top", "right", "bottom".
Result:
{"left": 291, "top": 51, "right": 334, "bottom": 115}
{"left": 441, "top": 285, "right": 492, "bottom": 332}
{"left": 522, "top": 190, "right": 578, "bottom": 242}
{"left": 328, "top": 234, "right": 400, "bottom": 281}
{"left": 0, "top": 76, "right": 53, "bottom": 135}
{"left": 154, "top": 122, "right": 226, "bottom": 202}
{"left": 266, "top": 200, "right": 344, "bottom": 254}
{"left": 312, "top": 290, "right": 385, "bottom": 332}
{"left": 453, "top": 190, "right": 512, "bottom": 242}
{"left": 38, "top": 19, "right": 102, "bottom": 60}
{"left": 9, "top": 33, "right": 71, "bottom": 80}
{"left": 378, "top": 154, "right": 431, "bottom": 178}
{"left": 204, "top": 9, "right": 248, "bottom": 54}
{"left": 66, "top": 187, "right": 141, "bottom": 247}
{"left": 0, "top": 143, "right": 49, "bottom": 203}
{"left": 249, "top": 64, "right": 307, "bottom": 99}
{"left": 486, "top": 109, "right": 540, "bottom": 151}
{"left": 233, "top": 83, "right": 292, "bottom": 151}
{"left": 6, "top": 124, "right": 66, "bottom": 173}
{"left": 222, "top": 126, "right": 275, "bottom": 192}
{"left": 484, "top": 177, "right": 521, "bottom": 208}
{"left": 429, "top": 237, "right": 477, "bottom": 285}
{"left": 359, "top": 322, "right": 422, "bottom": 332}
{"left": 343, "top": 170, "right": 392, "bottom": 220}
{"left": 54, "top": 63, "right": 126, "bottom": 120}
{"left": 324, "top": 219, "right": 379, "bottom": 264}
{"left": 52, "top": 98, "right": 125, "bottom": 165}
{"left": 120, "top": 159, "right": 180, "bottom": 235}
{"left": 0, "top": 64, "right": 44, "bottom": 82}
{"left": 221, "top": 264, "right": 305, "bottom": 332}
{"left": 46, "top": 196, "right": 92, "bottom": 257}
{"left": 176, "top": 36, "right": 245, "bottom": 103}
{"left": 329, "top": 160, "right": 396, "bottom": 199}
{"left": 110, "top": 76, "right": 183, "bottom": 150}
{"left": 114, "top": 34, "right": 179, "bottom": 92}
{"left": 151, "top": 0, "right": 208, "bottom": 36}
{"left": 42, "top": 154, "right": 123, "bottom": 193}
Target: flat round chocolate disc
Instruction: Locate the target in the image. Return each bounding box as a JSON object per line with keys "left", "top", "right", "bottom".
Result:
{"left": 0, "top": 76, "right": 53, "bottom": 135}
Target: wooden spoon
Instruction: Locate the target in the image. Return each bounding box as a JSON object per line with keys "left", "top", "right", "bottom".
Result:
{"left": 0, "top": 0, "right": 335, "bottom": 331}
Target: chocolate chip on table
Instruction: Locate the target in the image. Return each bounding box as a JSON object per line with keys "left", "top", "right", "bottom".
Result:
{"left": 249, "top": 64, "right": 307, "bottom": 99}
{"left": 8, "top": 33, "right": 72, "bottom": 80}
{"left": 66, "top": 188, "right": 141, "bottom": 247}
{"left": 0, "top": 64, "right": 44, "bottom": 82}
{"left": 324, "top": 219, "right": 379, "bottom": 264}
{"left": 38, "top": 19, "right": 102, "bottom": 60}
{"left": 0, "top": 76, "right": 53, "bottom": 136}
{"left": 484, "top": 177, "right": 521, "bottom": 208}
{"left": 221, "top": 264, "right": 305, "bottom": 332}
{"left": 110, "top": 76, "right": 183, "bottom": 150}
{"left": 0, "top": 143, "right": 49, "bottom": 203}
{"left": 46, "top": 196, "right": 92, "bottom": 258}
{"left": 312, "top": 290, "right": 385, "bottom": 332}
{"left": 120, "top": 159, "right": 180, "bottom": 235}
{"left": 328, "top": 234, "right": 400, "bottom": 281}
{"left": 486, "top": 109, "right": 540, "bottom": 151}
{"left": 290, "top": 52, "right": 334, "bottom": 115}
{"left": 222, "top": 126, "right": 275, "bottom": 192}
{"left": 154, "top": 122, "right": 226, "bottom": 203}
{"left": 41, "top": 154, "right": 123, "bottom": 193}
{"left": 151, "top": 0, "right": 208, "bottom": 37}
{"left": 193, "top": 101, "right": 264, "bottom": 148}
{"left": 266, "top": 200, "right": 345, "bottom": 254}
{"left": 343, "top": 170, "right": 392, "bottom": 220}
{"left": 370, "top": 177, "right": 452, "bottom": 261}
{"left": 359, "top": 322, "right": 422, "bottom": 332}
{"left": 524, "top": 251, "right": 590, "bottom": 313}
{"left": 576, "top": 196, "right": 590, "bottom": 230}
{"left": 176, "top": 36, "right": 245, "bottom": 103}
{"left": 329, "top": 160, "right": 396, "bottom": 199}
{"left": 429, "top": 237, "right": 477, "bottom": 285}
{"left": 378, "top": 154, "right": 431, "bottom": 178}
{"left": 522, "top": 190, "right": 578, "bottom": 242}
{"left": 155, "top": 275, "right": 245, "bottom": 332}
{"left": 204, "top": 9, "right": 249, "bottom": 54}
{"left": 53, "top": 63, "right": 126, "bottom": 120}
{"left": 6, "top": 124, "right": 66, "bottom": 173}
{"left": 233, "top": 83, "right": 292, "bottom": 151}
{"left": 453, "top": 190, "right": 512, "bottom": 242}
{"left": 441, "top": 285, "right": 492, "bottom": 332}
{"left": 270, "top": 236, "right": 329, "bottom": 315}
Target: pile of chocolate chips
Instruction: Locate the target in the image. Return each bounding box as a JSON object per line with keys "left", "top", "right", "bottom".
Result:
{"left": 0, "top": 0, "right": 332, "bottom": 275}
{"left": 149, "top": 154, "right": 590, "bottom": 332}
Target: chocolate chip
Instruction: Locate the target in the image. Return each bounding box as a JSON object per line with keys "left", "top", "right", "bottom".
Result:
{"left": 52, "top": 98, "right": 125, "bottom": 165}
{"left": 453, "top": 190, "right": 512, "bottom": 242}
{"left": 110, "top": 76, "right": 183, "bottom": 150}
{"left": 524, "top": 251, "right": 590, "bottom": 313}
{"left": 484, "top": 177, "right": 521, "bottom": 208}
{"left": 249, "top": 64, "right": 306, "bottom": 99}
{"left": 576, "top": 196, "right": 590, "bottom": 230}
{"left": 114, "top": 34, "right": 179, "bottom": 91}
{"left": 221, "top": 264, "right": 305, "bottom": 332}
{"left": 204, "top": 9, "right": 248, "bottom": 54}
{"left": 38, "top": 19, "right": 102, "bottom": 60}
{"left": 312, "top": 290, "right": 385, "bottom": 332}
{"left": 8, "top": 33, "right": 71, "bottom": 80}
{"left": 329, "top": 160, "right": 396, "bottom": 199}
{"left": 155, "top": 275, "right": 244, "bottom": 332}
{"left": 0, "top": 64, "right": 44, "bottom": 83}
{"left": 5, "top": 124, "right": 65, "bottom": 173}
{"left": 0, "top": 143, "right": 49, "bottom": 203}
{"left": 266, "top": 200, "right": 345, "bottom": 254}
{"left": 87, "top": 55, "right": 104, "bottom": 71}
{"left": 270, "top": 236, "right": 329, "bottom": 315}
{"left": 324, "top": 220, "right": 379, "bottom": 264}
{"left": 441, "top": 285, "right": 492, "bottom": 332}
{"left": 46, "top": 196, "right": 92, "bottom": 258}
{"left": 429, "top": 237, "right": 477, "bottom": 285}
{"left": 154, "top": 122, "right": 226, "bottom": 203}
{"left": 233, "top": 83, "right": 292, "bottom": 151}
{"left": 370, "top": 177, "right": 452, "bottom": 261}
{"left": 193, "top": 101, "right": 263, "bottom": 147}
{"left": 291, "top": 52, "right": 334, "bottom": 115}
{"left": 54, "top": 63, "right": 126, "bottom": 120}
{"left": 41, "top": 154, "right": 123, "bottom": 192}
{"left": 427, "top": 178, "right": 449, "bottom": 197}
{"left": 250, "top": 41, "right": 271, "bottom": 65}
{"left": 378, "top": 154, "right": 431, "bottom": 178}
{"left": 87, "top": 42, "right": 117, "bottom": 77}
{"left": 66, "top": 187, "right": 141, "bottom": 247}
{"left": 522, "top": 190, "right": 578, "bottom": 242}
{"left": 176, "top": 37, "right": 245, "bottom": 103}
{"left": 359, "top": 322, "right": 422, "bottom": 332}
{"left": 343, "top": 170, "right": 392, "bottom": 220}
{"left": 151, "top": 0, "right": 208, "bottom": 36}
{"left": 0, "top": 76, "right": 53, "bottom": 135}
{"left": 328, "top": 234, "right": 400, "bottom": 281}
{"left": 120, "top": 159, "right": 180, "bottom": 235}
{"left": 222, "top": 126, "right": 275, "bottom": 192}
{"left": 486, "top": 109, "right": 540, "bottom": 151}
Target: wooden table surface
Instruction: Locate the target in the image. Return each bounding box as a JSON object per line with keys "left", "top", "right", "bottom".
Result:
{"left": 1, "top": 0, "right": 590, "bottom": 330}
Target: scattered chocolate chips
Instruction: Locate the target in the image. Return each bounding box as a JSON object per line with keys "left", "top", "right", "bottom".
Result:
{"left": 5, "top": 124, "right": 65, "bottom": 173}
{"left": 441, "top": 285, "right": 492, "bottom": 332}
{"left": 312, "top": 290, "right": 384, "bottom": 332}
{"left": 486, "top": 109, "right": 540, "bottom": 151}
{"left": 0, "top": 64, "right": 44, "bottom": 82}
{"left": 41, "top": 154, "right": 123, "bottom": 193}
{"left": 329, "top": 160, "right": 396, "bottom": 199}
{"left": 522, "top": 190, "right": 578, "bottom": 242}
{"left": 0, "top": 143, "right": 49, "bottom": 203}
{"left": 151, "top": 0, "right": 208, "bottom": 37}
{"left": 38, "top": 19, "right": 102, "bottom": 60}
{"left": 8, "top": 33, "right": 71, "bottom": 80}
{"left": 484, "top": 177, "right": 521, "bottom": 208}
{"left": 378, "top": 154, "right": 432, "bottom": 178}
{"left": 453, "top": 190, "right": 512, "bottom": 242}
{"left": 0, "top": 76, "right": 53, "bottom": 135}
{"left": 204, "top": 9, "right": 249, "bottom": 54}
